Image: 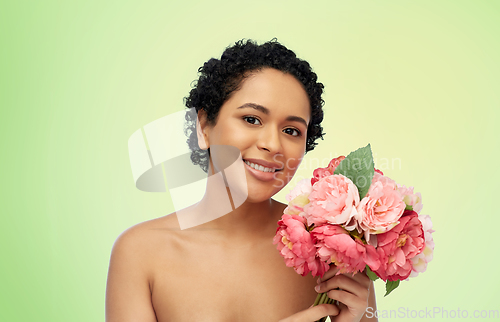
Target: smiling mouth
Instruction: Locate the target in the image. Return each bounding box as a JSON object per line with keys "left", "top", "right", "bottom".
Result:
{"left": 242, "top": 159, "right": 283, "bottom": 173}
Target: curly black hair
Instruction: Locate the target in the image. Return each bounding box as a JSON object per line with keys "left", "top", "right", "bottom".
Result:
{"left": 183, "top": 38, "right": 325, "bottom": 173}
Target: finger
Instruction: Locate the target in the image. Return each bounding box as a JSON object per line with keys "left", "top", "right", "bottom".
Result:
{"left": 316, "top": 264, "right": 338, "bottom": 284}
{"left": 305, "top": 304, "right": 340, "bottom": 321}
{"left": 350, "top": 271, "right": 371, "bottom": 289}
{"left": 279, "top": 304, "right": 340, "bottom": 322}
{"left": 316, "top": 274, "right": 369, "bottom": 300}
{"left": 327, "top": 289, "right": 367, "bottom": 311}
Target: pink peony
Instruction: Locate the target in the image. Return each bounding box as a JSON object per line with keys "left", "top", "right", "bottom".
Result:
{"left": 273, "top": 214, "right": 329, "bottom": 277}
{"left": 286, "top": 178, "right": 312, "bottom": 202}
{"left": 397, "top": 184, "right": 423, "bottom": 214}
{"left": 283, "top": 194, "right": 310, "bottom": 216}
{"left": 303, "top": 174, "right": 360, "bottom": 230}
{"left": 311, "top": 156, "right": 345, "bottom": 185}
{"left": 325, "top": 156, "right": 346, "bottom": 174}
{"left": 311, "top": 167, "right": 332, "bottom": 186}
{"left": 312, "top": 224, "right": 381, "bottom": 275}
{"left": 409, "top": 214, "right": 435, "bottom": 277}
{"left": 356, "top": 172, "right": 406, "bottom": 242}
{"left": 373, "top": 210, "right": 425, "bottom": 281}
{"left": 284, "top": 178, "right": 312, "bottom": 216}
{"left": 310, "top": 155, "right": 383, "bottom": 185}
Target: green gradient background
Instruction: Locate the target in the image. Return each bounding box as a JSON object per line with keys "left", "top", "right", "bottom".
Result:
{"left": 1, "top": 1, "right": 499, "bottom": 321}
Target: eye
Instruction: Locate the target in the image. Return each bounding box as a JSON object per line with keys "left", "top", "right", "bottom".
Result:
{"left": 243, "top": 116, "right": 262, "bottom": 125}
{"left": 283, "top": 128, "right": 301, "bottom": 137}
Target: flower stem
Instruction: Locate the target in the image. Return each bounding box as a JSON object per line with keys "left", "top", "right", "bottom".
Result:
{"left": 313, "top": 293, "right": 330, "bottom": 322}
{"left": 320, "top": 292, "right": 328, "bottom": 304}
{"left": 313, "top": 292, "right": 322, "bottom": 306}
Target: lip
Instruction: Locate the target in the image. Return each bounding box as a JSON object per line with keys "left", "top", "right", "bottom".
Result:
{"left": 243, "top": 161, "right": 280, "bottom": 182}
{"left": 243, "top": 158, "right": 284, "bottom": 170}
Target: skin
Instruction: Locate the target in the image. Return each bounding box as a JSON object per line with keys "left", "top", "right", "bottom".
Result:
{"left": 105, "top": 68, "right": 378, "bottom": 322}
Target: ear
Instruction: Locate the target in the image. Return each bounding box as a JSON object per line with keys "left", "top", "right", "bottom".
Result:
{"left": 196, "top": 109, "right": 210, "bottom": 150}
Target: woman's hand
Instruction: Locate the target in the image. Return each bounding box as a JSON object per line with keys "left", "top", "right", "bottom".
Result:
{"left": 278, "top": 303, "right": 340, "bottom": 322}
{"left": 279, "top": 267, "right": 375, "bottom": 322}
{"left": 315, "top": 267, "right": 374, "bottom": 322}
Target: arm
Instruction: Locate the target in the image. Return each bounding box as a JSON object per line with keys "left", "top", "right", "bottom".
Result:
{"left": 105, "top": 227, "right": 158, "bottom": 322}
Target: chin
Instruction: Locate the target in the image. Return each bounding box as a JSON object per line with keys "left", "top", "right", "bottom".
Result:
{"left": 243, "top": 185, "right": 276, "bottom": 204}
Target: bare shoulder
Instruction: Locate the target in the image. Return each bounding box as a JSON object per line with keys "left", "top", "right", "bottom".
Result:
{"left": 116, "top": 212, "right": 181, "bottom": 240}
{"left": 110, "top": 212, "right": 181, "bottom": 265}
{"left": 105, "top": 212, "right": 181, "bottom": 322}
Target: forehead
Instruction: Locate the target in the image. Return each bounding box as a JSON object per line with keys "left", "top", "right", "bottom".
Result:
{"left": 222, "top": 68, "right": 311, "bottom": 122}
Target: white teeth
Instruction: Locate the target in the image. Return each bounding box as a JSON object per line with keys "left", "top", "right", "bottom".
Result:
{"left": 244, "top": 160, "right": 275, "bottom": 173}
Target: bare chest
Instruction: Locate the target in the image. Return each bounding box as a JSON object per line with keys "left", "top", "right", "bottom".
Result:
{"left": 150, "top": 236, "right": 319, "bottom": 322}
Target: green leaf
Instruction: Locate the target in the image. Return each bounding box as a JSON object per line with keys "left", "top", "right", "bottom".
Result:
{"left": 405, "top": 204, "right": 413, "bottom": 211}
{"left": 365, "top": 265, "right": 379, "bottom": 281}
{"left": 333, "top": 143, "right": 375, "bottom": 199}
{"left": 384, "top": 280, "right": 400, "bottom": 297}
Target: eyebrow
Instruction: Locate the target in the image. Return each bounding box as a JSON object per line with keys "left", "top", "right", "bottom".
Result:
{"left": 236, "top": 103, "right": 309, "bottom": 128}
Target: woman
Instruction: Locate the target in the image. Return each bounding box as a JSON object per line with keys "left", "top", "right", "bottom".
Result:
{"left": 106, "top": 39, "right": 377, "bottom": 322}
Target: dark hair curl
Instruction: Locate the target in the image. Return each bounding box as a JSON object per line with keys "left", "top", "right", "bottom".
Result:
{"left": 183, "top": 38, "right": 325, "bottom": 173}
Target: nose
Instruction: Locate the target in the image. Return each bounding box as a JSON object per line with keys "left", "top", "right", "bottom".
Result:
{"left": 256, "top": 124, "right": 283, "bottom": 155}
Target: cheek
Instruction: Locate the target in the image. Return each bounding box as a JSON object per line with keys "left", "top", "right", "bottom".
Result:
{"left": 284, "top": 158, "right": 301, "bottom": 174}
{"left": 212, "top": 122, "right": 249, "bottom": 146}
{"left": 283, "top": 144, "right": 306, "bottom": 172}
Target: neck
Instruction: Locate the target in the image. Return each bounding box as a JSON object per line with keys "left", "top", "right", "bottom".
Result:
{"left": 187, "top": 157, "right": 283, "bottom": 241}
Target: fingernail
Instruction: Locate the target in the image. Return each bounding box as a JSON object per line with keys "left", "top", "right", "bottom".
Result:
{"left": 315, "top": 284, "right": 321, "bottom": 292}
{"left": 317, "top": 277, "right": 321, "bottom": 284}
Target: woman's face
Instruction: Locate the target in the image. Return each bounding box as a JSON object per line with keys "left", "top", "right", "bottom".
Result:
{"left": 201, "top": 67, "right": 311, "bottom": 202}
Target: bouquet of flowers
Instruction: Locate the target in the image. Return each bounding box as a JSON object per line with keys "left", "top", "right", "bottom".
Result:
{"left": 273, "top": 144, "right": 434, "bottom": 310}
